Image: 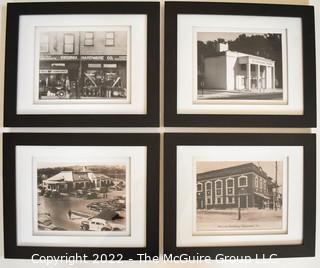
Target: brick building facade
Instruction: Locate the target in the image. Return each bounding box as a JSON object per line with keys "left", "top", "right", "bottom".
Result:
{"left": 197, "top": 163, "right": 281, "bottom": 210}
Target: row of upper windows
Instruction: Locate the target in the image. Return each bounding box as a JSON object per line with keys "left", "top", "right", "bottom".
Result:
{"left": 255, "top": 175, "right": 269, "bottom": 192}
{"left": 40, "top": 32, "right": 115, "bottom": 53}
{"left": 197, "top": 175, "right": 248, "bottom": 192}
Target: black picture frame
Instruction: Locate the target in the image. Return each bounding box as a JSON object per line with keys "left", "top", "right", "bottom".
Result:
{"left": 164, "top": 133, "right": 316, "bottom": 258}
{"left": 4, "top": 2, "right": 159, "bottom": 127}
{"left": 3, "top": 133, "right": 160, "bottom": 260}
{"left": 164, "top": 2, "right": 316, "bottom": 127}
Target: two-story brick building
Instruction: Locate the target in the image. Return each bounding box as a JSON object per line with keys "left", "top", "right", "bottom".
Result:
{"left": 196, "top": 163, "right": 281, "bottom": 210}
{"left": 38, "top": 30, "right": 128, "bottom": 99}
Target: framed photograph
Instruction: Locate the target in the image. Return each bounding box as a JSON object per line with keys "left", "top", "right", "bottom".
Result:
{"left": 164, "top": 133, "right": 316, "bottom": 258}
{"left": 3, "top": 133, "right": 159, "bottom": 259}
{"left": 164, "top": 2, "right": 316, "bottom": 127}
{"left": 4, "top": 2, "right": 159, "bottom": 127}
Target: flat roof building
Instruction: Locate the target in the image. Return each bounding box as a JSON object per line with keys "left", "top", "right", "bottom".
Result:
{"left": 201, "top": 43, "right": 276, "bottom": 92}
{"left": 197, "top": 163, "right": 281, "bottom": 210}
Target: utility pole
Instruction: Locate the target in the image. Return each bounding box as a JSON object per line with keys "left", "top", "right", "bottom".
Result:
{"left": 77, "top": 31, "right": 82, "bottom": 99}
{"left": 238, "top": 195, "right": 241, "bottom": 220}
{"left": 275, "top": 161, "right": 278, "bottom": 211}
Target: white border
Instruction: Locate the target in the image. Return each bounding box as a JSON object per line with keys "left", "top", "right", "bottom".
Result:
{"left": 177, "top": 14, "right": 303, "bottom": 115}
{"left": 17, "top": 14, "right": 147, "bottom": 114}
{"left": 16, "top": 146, "right": 147, "bottom": 247}
{"left": 176, "top": 146, "right": 303, "bottom": 247}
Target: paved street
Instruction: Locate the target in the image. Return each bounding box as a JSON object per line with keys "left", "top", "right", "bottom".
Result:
{"left": 197, "top": 89, "right": 283, "bottom": 100}
{"left": 38, "top": 190, "right": 126, "bottom": 231}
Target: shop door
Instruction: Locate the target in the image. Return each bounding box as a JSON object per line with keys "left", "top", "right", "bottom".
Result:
{"left": 240, "top": 196, "right": 247, "bottom": 208}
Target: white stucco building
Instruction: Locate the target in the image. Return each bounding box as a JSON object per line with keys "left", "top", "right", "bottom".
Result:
{"left": 202, "top": 44, "right": 276, "bottom": 91}
{"left": 42, "top": 169, "right": 112, "bottom": 192}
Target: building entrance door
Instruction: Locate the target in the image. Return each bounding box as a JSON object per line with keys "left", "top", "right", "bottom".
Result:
{"left": 197, "top": 196, "right": 205, "bottom": 209}
{"left": 240, "top": 195, "right": 247, "bottom": 208}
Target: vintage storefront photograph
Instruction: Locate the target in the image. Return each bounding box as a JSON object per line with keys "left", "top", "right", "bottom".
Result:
{"left": 37, "top": 162, "right": 128, "bottom": 234}
{"left": 195, "top": 161, "right": 284, "bottom": 235}
{"left": 36, "top": 27, "right": 130, "bottom": 103}
{"left": 196, "top": 30, "right": 286, "bottom": 103}
{"left": 4, "top": 1, "right": 160, "bottom": 127}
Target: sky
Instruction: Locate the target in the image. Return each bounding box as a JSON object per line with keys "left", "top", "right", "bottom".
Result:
{"left": 197, "top": 161, "right": 283, "bottom": 185}
{"left": 37, "top": 162, "right": 126, "bottom": 169}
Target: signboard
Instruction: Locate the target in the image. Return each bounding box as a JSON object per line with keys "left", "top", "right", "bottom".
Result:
{"left": 40, "top": 55, "right": 127, "bottom": 61}
{"left": 40, "top": 55, "right": 78, "bottom": 61}
{"left": 40, "top": 69, "right": 68, "bottom": 74}
{"left": 88, "top": 63, "right": 102, "bottom": 68}
{"left": 51, "top": 63, "right": 65, "bottom": 67}
{"left": 250, "top": 59, "right": 274, "bottom": 66}
{"left": 81, "top": 55, "right": 126, "bottom": 61}
{"left": 103, "top": 64, "right": 117, "bottom": 68}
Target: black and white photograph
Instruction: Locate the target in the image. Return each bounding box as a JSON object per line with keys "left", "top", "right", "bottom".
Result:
{"left": 36, "top": 27, "right": 130, "bottom": 103}
{"left": 36, "top": 162, "right": 128, "bottom": 234}
{"left": 196, "top": 31, "right": 286, "bottom": 103}
{"left": 195, "top": 161, "right": 285, "bottom": 235}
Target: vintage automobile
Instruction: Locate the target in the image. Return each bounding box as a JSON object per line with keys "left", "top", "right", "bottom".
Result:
{"left": 80, "top": 209, "right": 123, "bottom": 231}
{"left": 86, "top": 192, "right": 98, "bottom": 200}
{"left": 80, "top": 218, "right": 113, "bottom": 231}
{"left": 76, "top": 189, "right": 87, "bottom": 197}
{"left": 38, "top": 214, "right": 57, "bottom": 230}
{"left": 86, "top": 202, "right": 103, "bottom": 212}
{"left": 51, "top": 189, "right": 61, "bottom": 198}
{"left": 43, "top": 189, "right": 52, "bottom": 198}
{"left": 86, "top": 198, "right": 125, "bottom": 212}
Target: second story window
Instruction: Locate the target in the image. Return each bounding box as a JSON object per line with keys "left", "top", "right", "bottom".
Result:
{"left": 64, "top": 34, "right": 75, "bottom": 54}
{"left": 238, "top": 175, "right": 248, "bottom": 187}
{"left": 40, "top": 34, "right": 49, "bottom": 53}
{"left": 197, "top": 183, "right": 203, "bottom": 192}
{"left": 226, "top": 178, "right": 234, "bottom": 195}
{"left": 215, "top": 180, "right": 223, "bottom": 196}
{"left": 205, "top": 181, "right": 212, "bottom": 205}
{"left": 84, "top": 32, "right": 94, "bottom": 46}
{"left": 105, "top": 32, "right": 115, "bottom": 46}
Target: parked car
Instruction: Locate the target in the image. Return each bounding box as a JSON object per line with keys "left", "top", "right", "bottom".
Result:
{"left": 86, "top": 202, "right": 103, "bottom": 212}
{"left": 76, "top": 189, "right": 87, "bottom": 197}
{"left": 80, "top": 209, "right": 123, "bottom": 231}
{"left": 38, "top": 214, "right": 57, "bottom": 230}
{"left": 44, "top": 189, "right": 52, "bottom": 198}
{"left": 80, "top": 218, "right": 113, "bottom": 231}
{"left": 86, "top": 192, "right": 98, "bottom": 199}
{"left": 38, "top": 188, "right": 45, "bottom": 196}
{"left": 51, "top": 190, "right": 61, "bottom": 198}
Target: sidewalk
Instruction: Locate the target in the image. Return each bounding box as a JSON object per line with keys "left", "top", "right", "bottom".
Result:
{"left": 198, "top": 88, "right": 283, "bottom": 100}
